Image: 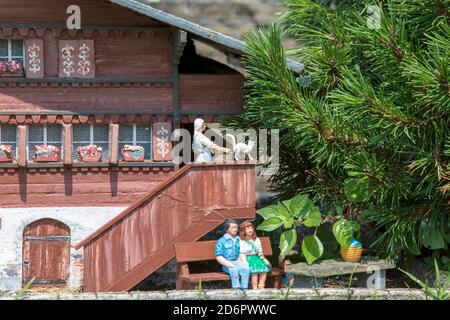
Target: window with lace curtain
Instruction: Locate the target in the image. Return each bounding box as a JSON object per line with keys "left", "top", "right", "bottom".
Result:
{"left": 27, "top": 125, "right": 63, "bottom": 161}
{"left": 0, "top": 124, "right": 17, "bottom": 160}
{"left": 118, "top": 124, "right": 152, "bottom": 160}
{"left": 0, "top": 40, "right": 24, "bottom": 64}
{"left": 73, "top": 124, "right": 109, "bottom": 161}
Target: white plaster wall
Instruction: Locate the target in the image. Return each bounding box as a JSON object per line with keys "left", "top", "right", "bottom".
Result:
{"left": 0, "top": 207, "right": 126, "bottom": 291}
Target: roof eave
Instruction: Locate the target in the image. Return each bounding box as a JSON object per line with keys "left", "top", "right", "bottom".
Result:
{"left": 109, "top": 0, "right": 304, "bottom": 73}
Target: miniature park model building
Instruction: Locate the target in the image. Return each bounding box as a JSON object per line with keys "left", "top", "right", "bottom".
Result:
{"left": 0, "top": 0, "right": 303, "bottom": 292}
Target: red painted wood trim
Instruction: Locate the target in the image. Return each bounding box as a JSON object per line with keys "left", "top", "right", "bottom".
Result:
{"left": 63, "top": 124, "right": 73, "bottom": 165}
{"left": 17, "top": 125, "right": 27, "bottom": 167}
{"left": 74, "top": 161, "right": 256, "bottom": 249}
{"left": 109, "top": 123, "right": 119, "bottom": 165}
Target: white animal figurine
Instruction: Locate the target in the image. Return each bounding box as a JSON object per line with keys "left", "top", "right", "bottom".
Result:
{"left": 225, "top": 133, "right": 256, "bottom": 161}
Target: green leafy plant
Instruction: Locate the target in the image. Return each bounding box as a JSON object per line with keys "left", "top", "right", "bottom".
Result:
{"left": 399, "top": 259, "right": 450, "bottom": 300}
{"left": 332, "top": 218, "right": 360, "bottom": 249}
{"left": 257, "top": 194, "right": 359, "bottom": 265}
{"left": 424, "top": 251, "right": 450, "bottom": 271}
{"left": 196, "top": 278, "right": 205, "bottom": 300}
{"left": 14, "top": 277, "right": 35, "bottom": 300}
{"left": 275, "top": 285, "right": 292, "bottom": 300}
{"left": 223, "top": 0, "right": 450, "bottom": 261}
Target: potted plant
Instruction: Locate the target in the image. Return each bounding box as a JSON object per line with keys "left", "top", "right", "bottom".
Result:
{"left": 122, "top": 144, "right": 145, "bottom": 162}
{"left": 0, "top": 144, "right": 13, "bottom": 162}
{"left": 0, "top": 60, "right": 24, "bottom": 77}
{"left": 34, "top": 145, "right": 60, "bottom": 162}
{"left": 77, "top": 144, "right": 102, "bottom": 162}
{"left": 332, "top": 218, "right": 363, "bottom": 263}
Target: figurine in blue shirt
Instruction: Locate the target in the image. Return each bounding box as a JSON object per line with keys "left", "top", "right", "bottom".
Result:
{"left": 215, "top": 219, "right": 250, "bottom": 289}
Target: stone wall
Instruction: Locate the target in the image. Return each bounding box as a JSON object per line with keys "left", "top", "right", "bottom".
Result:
{"left": 0, "top": 288, "right": 437, "bottom": 300}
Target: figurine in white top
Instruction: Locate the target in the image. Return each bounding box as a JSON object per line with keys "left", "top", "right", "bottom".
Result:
{"left": 192, "top": 118, "right": 231, "bottom": 162}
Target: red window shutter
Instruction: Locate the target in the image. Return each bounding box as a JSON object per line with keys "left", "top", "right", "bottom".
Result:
{"left": 59, "top": 40, "right": 95, "bottom": 78}
{"left": 153, "top": 122, "right": 173, "bottom": 161}
{"left": 25, "top": 39, "right": 44, "bottom": 78}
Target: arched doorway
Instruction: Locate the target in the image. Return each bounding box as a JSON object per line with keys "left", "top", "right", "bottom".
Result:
{"left": 22, "top": 218, "right": 71, "bottom": 288}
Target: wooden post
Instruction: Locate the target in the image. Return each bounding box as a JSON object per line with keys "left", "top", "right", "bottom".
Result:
{"left": 63, "top": 123, "right": 73, "bottom": 165}
{"left": 171, "top": 29, "right": 187, "bottom": 131}
{"left": 17, "top": 125, "right": 27, "bottom": 167}
{"left": 109, "top": 123, "right": 119, "bottom": 165}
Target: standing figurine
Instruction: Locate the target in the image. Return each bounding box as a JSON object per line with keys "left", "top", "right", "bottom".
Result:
{"left": 192, "top": 118, "right": 230, "bottom": 162}
{"left": 239, "top": 221, "right": 272, "bottom": 289}
{"left": 215, "top": 219, "right": 250, "bottom": 290}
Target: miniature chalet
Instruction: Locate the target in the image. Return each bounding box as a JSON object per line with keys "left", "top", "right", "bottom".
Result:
{"left": 0, "top": 0, "right": 303, "bottom": 292}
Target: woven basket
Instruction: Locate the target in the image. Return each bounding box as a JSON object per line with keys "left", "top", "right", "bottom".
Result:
{"left": 340, "top": 246, "right": 363, "bottom": 263}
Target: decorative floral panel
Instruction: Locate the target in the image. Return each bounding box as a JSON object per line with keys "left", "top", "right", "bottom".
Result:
{"left": 76, "top": 40, "right": 95, "bottom": 78}
{"left": 25, "top": 39, "right": 44, "bottom": 78}
{"left": 152, "top": 122, "right": 172, "bottom": 161}
{"left": 59, "top": 40, "right": 77, "bottom": 78}
{"left": 59, "top": 40, "right": 95, "bottom": 78}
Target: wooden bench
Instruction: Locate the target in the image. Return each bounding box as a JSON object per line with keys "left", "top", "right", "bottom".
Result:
{"left": 174, "top": 237, "right": 282, "bottom": 290}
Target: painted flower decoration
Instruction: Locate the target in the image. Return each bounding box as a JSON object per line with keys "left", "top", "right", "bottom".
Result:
{"left": 0, "top": 144, "right": 13, "bottom": 156}
{"left": 77, "top": 145, "right": 103, "bottom": 156}
{"left": 122, "top": 144, "right": 144, "bottom": 152}
{"left": 34, "top": 145, "right": 60, "bottom": 153}
{"left": 0, "top": 60, "right": 24, "bottom": 74}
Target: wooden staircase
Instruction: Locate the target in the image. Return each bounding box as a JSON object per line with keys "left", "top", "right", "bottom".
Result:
{"left": 75, "top": 161, "right": 256, "bottom": 292}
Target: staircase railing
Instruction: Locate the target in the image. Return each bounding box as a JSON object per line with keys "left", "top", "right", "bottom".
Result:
{"left": 75, "top": 161, "right": 256, "bottom": 292}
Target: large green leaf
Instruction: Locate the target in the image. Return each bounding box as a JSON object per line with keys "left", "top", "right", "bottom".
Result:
{"left": 284, "top": 217, "right": 295, "bottom": 229}
{"left": 303, "top": 206, "right": 322, "bottom": 227}
{"left": 277, "top": 202, "right": 293, "bottom": 220}
{"left": 332, "top": 219, "right": 354, "bottom": 248}
{"left": 288, "top": 194, "right": 309, "bottom": 217}
{"left": 256, "top": 204, "right": 279, "bottom": 220}
{"left": 257, "top": 217, "right": 284, "bottom": 232}
{"left": 296, "top": 198, "right": 314, "bottom": 219}
{"left": 279, "top": 229, "right": 297, "bottom": 257}
{"left": 301, "top": 235, "right": 324, "bottom": 265}
{"left": 420, "top": 220, "right": 446, "bottom": 250}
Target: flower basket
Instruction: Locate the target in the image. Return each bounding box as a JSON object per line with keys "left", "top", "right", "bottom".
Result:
{"left": 0, "top": 144, "right": 13, "bottom": 162}
{"left": 0, "top": 60, "right": 24, "bottom": 77}
{"left": 77, "top": 145, "right": 102, "bottom": 162}
{"left": 34, "top": 145, "right": 61, "bottom": 162}
{"left": 122, "top": 145, "right": 145, "bottom": 162}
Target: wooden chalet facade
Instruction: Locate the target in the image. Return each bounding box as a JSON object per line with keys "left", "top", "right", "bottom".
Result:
{"left": 0, "top": 0, "right": 303, "bottom": 292}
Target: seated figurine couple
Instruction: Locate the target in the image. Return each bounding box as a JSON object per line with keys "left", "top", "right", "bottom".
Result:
{"left": 215, "top": 219, "right": 272, "bottom": 290}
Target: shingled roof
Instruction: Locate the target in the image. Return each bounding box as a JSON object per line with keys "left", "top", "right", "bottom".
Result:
{"left": 109, "top": 0, "right": 304, "bottom": 73}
